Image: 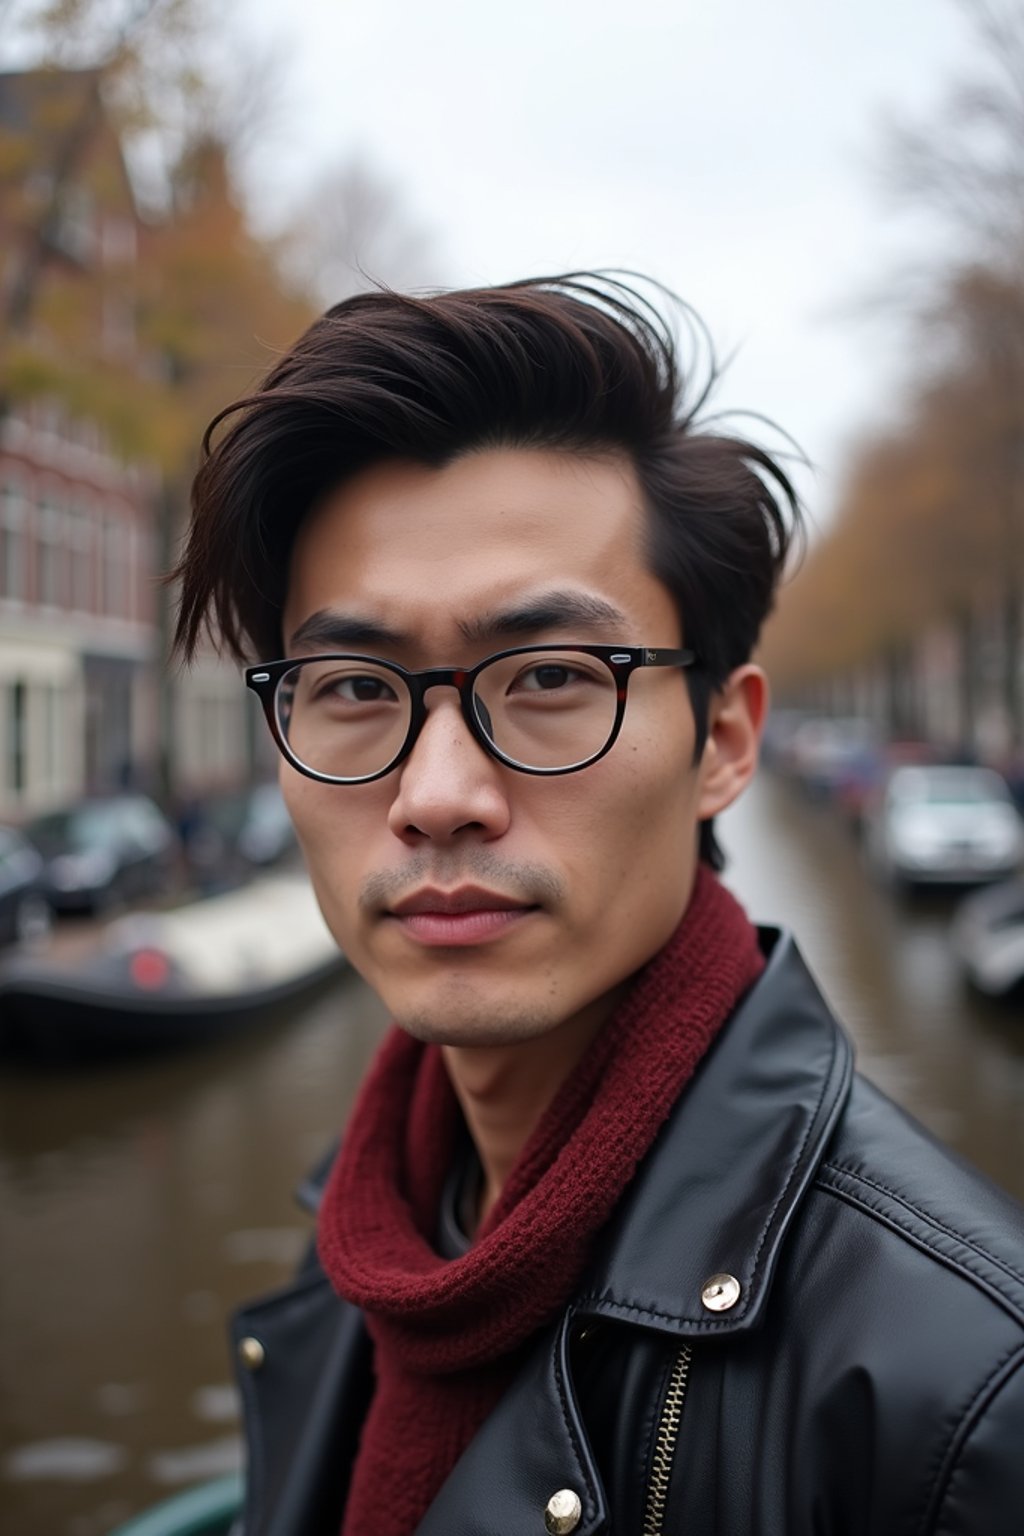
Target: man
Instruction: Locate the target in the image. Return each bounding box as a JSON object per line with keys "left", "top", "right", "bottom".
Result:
{"left": 175, "top": 276, "right": 1024, "bottom": 1536}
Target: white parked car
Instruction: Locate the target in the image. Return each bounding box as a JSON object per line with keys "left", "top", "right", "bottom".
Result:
{"left": 952, "top": 880, "right": 1024, "bottom": 998}
{"left": 866, "top": 765, "right": 1024, "bottom": 888}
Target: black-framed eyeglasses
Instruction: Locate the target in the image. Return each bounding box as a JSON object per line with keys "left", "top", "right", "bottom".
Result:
{"left": 245, "top": 643, "right": 699, "bottom": 784}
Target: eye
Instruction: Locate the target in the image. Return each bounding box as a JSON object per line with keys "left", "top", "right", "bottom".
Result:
{"left": 521, "top": 664, "right": 576, "bottom": 691}
{"left": 312, "top": 672, "right": 400, "bottom": 704}
{"left": 508, "top": 659, "right": 601, "bottom": 694}
{"left": 341, "top": 675, "right": 397, "bottom": 703}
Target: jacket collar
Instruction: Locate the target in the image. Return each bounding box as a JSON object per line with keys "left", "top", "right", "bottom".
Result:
{"left": 575, "top": 927, "right": 853, "bottom": 1337}
{"left": 299, "top": 929, "right": 852, "bottom": 1339}
{"left": 417, "top": 932, "right": 853, "bottom": 1536}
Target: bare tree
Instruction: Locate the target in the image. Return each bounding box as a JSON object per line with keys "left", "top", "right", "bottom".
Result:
{"left": 277, "top": 156, "right": 443, "bottom": 308}
{"left": 882, "top": 0, "right": 1024, "bottom": 271}
{"left": 0, "top": 0, "right": 210, "bottom": 369}
{"left": 852, "top": 0, "right": 1024, "bottom": 745}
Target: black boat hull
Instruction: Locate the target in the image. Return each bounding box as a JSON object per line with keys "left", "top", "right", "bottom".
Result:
{"left": 0, "top": 953, "right": 346, "bottom": 1062}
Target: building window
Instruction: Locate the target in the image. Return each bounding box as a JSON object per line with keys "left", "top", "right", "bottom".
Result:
{"left": 69, "top": 501, "right": 95, "bottom": 612}
{"left": 39, "top": 682, "right": 66, "bottom": 795}
{"left": 0, "top": 476, "right": 26, "bottom": 600}
{"left": 40, "top": 682, "right": 53, "bottom": 792}
{"left": 5, "top": 680, "right": 26, "bottom": 797}
{"left": 122, "top": 518, "right": 135, "bottom": 621}
{"left": 37, "top": 495, "right": 66, "bottom": 607}
{"left": 101, "top": 513, "right": 126, "bottom": 617}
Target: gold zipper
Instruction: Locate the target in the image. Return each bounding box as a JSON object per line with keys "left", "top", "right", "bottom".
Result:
{"left": 642, "top": 1343, "right": 693, "bottom": 1536}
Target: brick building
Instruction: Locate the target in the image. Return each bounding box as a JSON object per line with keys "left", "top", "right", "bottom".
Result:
{"left": 0, "top": 68, "right": 252, "bottom": 822}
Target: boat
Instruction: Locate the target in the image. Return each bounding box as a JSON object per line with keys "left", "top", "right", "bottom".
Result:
{"left": 0, "top": 870, "right": 346, "bottom": 1060}
{"left": 105, "top": 1473, "right": 242, "bottom": 1536}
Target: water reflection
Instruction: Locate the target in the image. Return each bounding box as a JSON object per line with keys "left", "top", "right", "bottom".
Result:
{"left": 1, "top": 967, "right": 388, "bottom": 1536}
{"left": 3, "top": 775, "right": 1024, "bottom": 1534}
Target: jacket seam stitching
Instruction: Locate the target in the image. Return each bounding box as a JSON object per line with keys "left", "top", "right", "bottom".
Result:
{"left": 815, "top": 1179, "right": 1024, "bottom": 1326}
{"left": 555, "top": 1314, "right": 599, "bottom": 1524}
{"left": 743, "top": 1030, "right": 840, "bottom": 1297}
{"left": 918, "top": 1342, "right": 1024, "bottom": 1536}
{"left": 820, "top": 1162, "right": 1024, "bottom": 1290}
{"left": 573, "top": 1293, "right": 724, "bottom": 1329}
{"left": 235, "top": 1346, "right": 265, "bottom": 1525}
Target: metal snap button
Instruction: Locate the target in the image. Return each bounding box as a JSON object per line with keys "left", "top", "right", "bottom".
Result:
{"left": 701, "top": 1273, "right": 741, "bottom": 1312}
{"left": 545, "top": 1487, "right": 582, "bottom": 1534}
{"left": 237, "top": 1335, "right": 266, "bottom": 1370}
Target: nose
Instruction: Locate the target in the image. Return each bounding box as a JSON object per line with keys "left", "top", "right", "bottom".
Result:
{"left": 386, "top": 692, "right": 512, "bottom": 846}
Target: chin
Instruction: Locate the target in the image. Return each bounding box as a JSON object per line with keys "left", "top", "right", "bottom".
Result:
{"left": 387, "top": 978, "right": 563, "bottom": 1048}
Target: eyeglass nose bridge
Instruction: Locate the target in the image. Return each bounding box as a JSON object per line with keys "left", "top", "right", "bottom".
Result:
{"left": 400, "top": 665, "right": 496, "bottom": 763}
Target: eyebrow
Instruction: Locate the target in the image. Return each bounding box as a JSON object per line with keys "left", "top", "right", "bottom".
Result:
{"left": 458, "top": 591, "right": 628, "bottom": 643}
{"left": 288, "top": 591, "right": 630, "bottom": 654}
{"left": 288, "top": 611, "right": 411, "bottom": 652}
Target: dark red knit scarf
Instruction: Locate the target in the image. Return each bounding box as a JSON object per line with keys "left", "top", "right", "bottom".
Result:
{"left": 318, "top": 866, "right": 764, "bottom": 1536}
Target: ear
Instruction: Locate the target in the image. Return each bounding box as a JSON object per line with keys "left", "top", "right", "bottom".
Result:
{"left": 696, "top": 664, "right": 769, "bottom": 820}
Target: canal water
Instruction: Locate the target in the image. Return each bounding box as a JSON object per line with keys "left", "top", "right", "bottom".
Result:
{"left": 1, "top": 969, "right": 390, "bottom": 1536}
{"left": 2, "top": 771, "right": 1024, "bottom": 1535}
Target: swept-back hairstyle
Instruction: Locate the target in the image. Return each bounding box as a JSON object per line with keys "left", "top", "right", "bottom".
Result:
{"left": 174, "top": 273, "right": 802, "bottom": 867}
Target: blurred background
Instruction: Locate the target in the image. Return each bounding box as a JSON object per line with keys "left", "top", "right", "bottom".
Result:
{"left": 2, "top": 0, "right": 1024, "bottom": 1532}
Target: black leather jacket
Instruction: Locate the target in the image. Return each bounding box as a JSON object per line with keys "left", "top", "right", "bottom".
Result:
{"left": 231, "top": 931, "right": 1024, "bottom": 1535}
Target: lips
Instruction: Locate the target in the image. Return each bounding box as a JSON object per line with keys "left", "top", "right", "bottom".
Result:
{"left": 390, "top": 886, "right": 533, "bottom": 917}
{"left": 387, "top": 886, "right": 538, "bottom": 947}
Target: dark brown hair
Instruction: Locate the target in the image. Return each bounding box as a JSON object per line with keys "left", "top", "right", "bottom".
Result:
{"left": 173, "top": 273, "right": 802, "bottom": 867}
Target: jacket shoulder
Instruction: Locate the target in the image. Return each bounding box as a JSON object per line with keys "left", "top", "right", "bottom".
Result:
{"left": 931, "top": 1354, "right": 1024, "bottom": 1535}
{"left": 818, "top": 1071, "right": 1024, "bottom": 1325}
{"left": 761, "top": 1072, "right": 1024, "bottom": 1533}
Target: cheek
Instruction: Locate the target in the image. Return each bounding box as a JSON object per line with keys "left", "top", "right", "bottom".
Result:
{"left": 281, "top": 770, "right": 331, "bottom": 856}
{"left": 542, "top": 736, "right": 701, "bottom": 916}
{"left": 280, "top": 773, "right": 376, "bottom": 916}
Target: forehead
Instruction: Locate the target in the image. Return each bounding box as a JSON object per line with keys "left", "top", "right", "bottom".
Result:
{"left": 283, "top": 447, "right": 680, "bottom": 653}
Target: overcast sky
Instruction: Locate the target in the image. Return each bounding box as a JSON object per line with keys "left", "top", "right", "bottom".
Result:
{"left": 237, "top": 0, "right": 977, "bottom": 525}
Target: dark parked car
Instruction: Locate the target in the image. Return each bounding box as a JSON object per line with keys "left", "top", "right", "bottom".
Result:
{"left": 181, "top": 783, "right": 297, "bottom": 891}
{"left": 787, "top": 715, "right": 882, "bottom": 801}
{"left": 236, "top": 783, "right": 297, "bottom": 866}
{"left": 0, "top": 824, "right": 52, "bottom": 948}
{"left": 26, "top": 795, "right": 180, "bottom": 915}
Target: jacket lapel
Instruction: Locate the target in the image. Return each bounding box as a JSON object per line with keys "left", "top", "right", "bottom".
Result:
{"left": 576, "top": 930, "right": 853, "bottom": 1337}
{"left": 415, "top": 1312, "right": 606, "bottom": 1536}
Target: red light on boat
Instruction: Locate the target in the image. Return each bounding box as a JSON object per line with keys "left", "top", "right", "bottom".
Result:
{"left": 130, "top": 948, "right": 171, "bottom": 990}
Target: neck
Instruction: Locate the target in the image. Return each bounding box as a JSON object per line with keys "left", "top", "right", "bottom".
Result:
{"left": 441, "top": 987, "right": 626, "bottom": 1229}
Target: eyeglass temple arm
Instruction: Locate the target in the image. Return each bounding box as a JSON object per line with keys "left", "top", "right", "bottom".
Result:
{"left": 641, "top": 647, "right": 698, "bottom": 668}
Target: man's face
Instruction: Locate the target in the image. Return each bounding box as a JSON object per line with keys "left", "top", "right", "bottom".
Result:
{"left": 281, "top": 447, "right": 721, "bottom": 1048}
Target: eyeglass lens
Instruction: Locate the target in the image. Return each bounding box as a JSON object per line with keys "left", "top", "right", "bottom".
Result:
{"left": 275, "top": 651, "right": 621, "bottom": 779}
